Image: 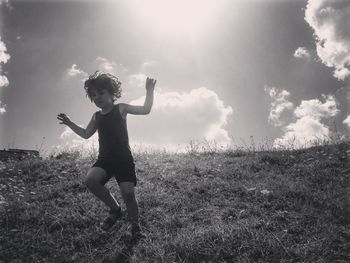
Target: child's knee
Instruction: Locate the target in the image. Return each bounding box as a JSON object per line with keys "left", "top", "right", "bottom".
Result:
{"left": 85, "top": 168, "right": 108, "bottom": 188}
{"left": 85, "top": 174, "right": 101, "bottom": 189}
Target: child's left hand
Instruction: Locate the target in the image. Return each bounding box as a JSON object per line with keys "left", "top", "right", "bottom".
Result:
{"left": 145, "top": 77, "right": 157, "bottom": 92}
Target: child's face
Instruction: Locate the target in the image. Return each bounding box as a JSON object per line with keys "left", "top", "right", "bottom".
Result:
{"left": 90, "top": 88, "right": 114, "bottom": 108}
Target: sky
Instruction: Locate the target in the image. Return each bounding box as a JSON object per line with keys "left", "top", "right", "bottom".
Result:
{"left": 0, "top": 0, "right": 350, "bottom": 156}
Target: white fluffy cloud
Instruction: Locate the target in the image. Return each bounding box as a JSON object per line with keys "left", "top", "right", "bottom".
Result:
{"left": 273, "top": 94, "right": 339, "bottom": 149}
{"left": 0, "top": 36, "right": 10, "bottom": 116}
{"left": 128, "top": 73, "right": 147, "bottom": 89}
{"left": 95, "top": 56, "right": 128, "bottom": 76}
{"left": 0, "top": 0, "right": 11, "bottom": 8}
{"left": 294, "top": 94, "right": 339, "bottom": 119}
{"left": 343, "top": 115, "right": 350, "bottom": 128}
{"left": 305, "top": 0, "right": 350, "bottom": 81}
{"left": 0, "top": 37, "right": 10, "bottom": 65}
{"left": 294, "top": 47, "right": 311, "bottom": 60}
{"left": 67, "top": 64, "right": 88, "bottom": 79}
{"left": 66, "top": 57, "right": 128, "bottom": 82}
{"left": 127, "top": 87, "right": 233, "bottom": 151}
{"left": 264, "top": 85, "right": 294, "bottom": 127}
{"left": 142, "top": 60, "right": 156, "bottom": 67}
{"left": 0, "top": 36, "right": 10, "bottom": 89}
{"left": 0, "top": 75, "right": 9, "bottom": 88}
{"left": 0, "top": 101, "right": 6, "bottom": 114}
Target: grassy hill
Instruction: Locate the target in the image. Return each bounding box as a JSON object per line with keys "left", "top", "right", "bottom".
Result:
{"left": 0, "top": 141, "right": 349, "bottom": 262}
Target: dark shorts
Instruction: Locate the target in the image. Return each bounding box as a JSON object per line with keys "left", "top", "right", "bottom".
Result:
{"left": 92, "top": 157, "right": 137, "bottom": 186}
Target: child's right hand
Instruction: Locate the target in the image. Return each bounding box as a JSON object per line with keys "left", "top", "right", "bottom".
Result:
{"left": 57, "top": 113, "right": 72, "bottom": 126}
{"left": 145, "top": 77, "right": 157, "bottom": 92}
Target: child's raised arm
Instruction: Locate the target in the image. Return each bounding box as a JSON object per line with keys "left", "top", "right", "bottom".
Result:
{"left": 120, "top": 77, "right": 157, "bottom": 117}
{"left": 57, "top": 112, "right": 97, "bottom": 139}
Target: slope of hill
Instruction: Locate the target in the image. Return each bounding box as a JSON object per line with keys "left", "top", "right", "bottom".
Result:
{"left": 1, "top": 142, "right": 349, "bottom": 262}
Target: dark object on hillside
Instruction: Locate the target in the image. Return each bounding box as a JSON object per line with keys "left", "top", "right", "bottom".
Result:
{"left": 0, "top": 148, "right": 40, "bottom": 162}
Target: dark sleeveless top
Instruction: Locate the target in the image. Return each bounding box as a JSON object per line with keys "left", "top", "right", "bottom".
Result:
{"left": 95, "top": 104, "right": 133, "bottom": 161}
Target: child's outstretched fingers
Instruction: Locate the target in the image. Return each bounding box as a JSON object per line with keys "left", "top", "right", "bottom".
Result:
{"left": 57, "top": 113, "right": 71, "bottom": 126}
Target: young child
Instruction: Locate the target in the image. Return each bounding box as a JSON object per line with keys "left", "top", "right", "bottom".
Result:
{"left": 57, "top": 70, "right": 156, "bottom": 239}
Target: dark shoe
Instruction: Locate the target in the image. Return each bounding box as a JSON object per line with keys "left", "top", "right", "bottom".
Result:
{"left": 101, "top": 208, "right": 122, "bottom": 231}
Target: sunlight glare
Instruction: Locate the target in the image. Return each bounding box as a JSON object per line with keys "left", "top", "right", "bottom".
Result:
{"left": 127, "top": 0, "right": 226, "bottom": 36}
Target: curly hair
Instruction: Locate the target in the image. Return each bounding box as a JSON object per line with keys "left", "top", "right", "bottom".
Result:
{"left": 84, "top": 70, "right": 122, "bottom": 102}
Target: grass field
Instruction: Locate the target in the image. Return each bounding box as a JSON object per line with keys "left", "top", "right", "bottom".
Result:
{"left": 0, "top": 137, "right": 349, "bottom": 262}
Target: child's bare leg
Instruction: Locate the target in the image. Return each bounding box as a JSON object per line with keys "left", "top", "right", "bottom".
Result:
{"left": 119, "top": 182, "right": 139, "bottom": 228}
{"left": 85, "top": 167, "right": 120, "bottom": 211}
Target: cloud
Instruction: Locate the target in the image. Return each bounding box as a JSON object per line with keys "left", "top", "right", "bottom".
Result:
{"left": 0, "top": 101, "right": 6, "bottom": 114}
{"left": 95, "top": 56, "right": 128, "bottom": 76}
{"left": 0, "top": 0, "right": 11, "bottom": 9}
{"left": 273, "top": 94, "right": 339, "bottom": 149}
{"left": 0, "top": 37, "right": 10, "bottom": 65}
{"left": 67, "top": 64, "right": 88, "bottom": 79}
{"left": 0, "top": 75, "right": 9, "bottom": 88}
{"left": 127, "top": 71, "right": 162, "bottom": 95}
{"left": 66, "top": 58, "right": 156, "bottom": 95}
{"left": 273, "top": 116, "right": 332, "bottom": 149}
{"left": 334, "top": 67, "right": 350, "bottom": 81}
{"left": 0, "top": 36, "right": 10, "bottom": 89}
{"left": 294, "top": 47, "right": 311, "bottom": 60}
{"left": 343, "top": 115, "right": 350, "bottom": 128}
{"left": 66, "top": 57, "right": 128, "bottom": 82}
{"left": 264, "top": 85, "right": 294, "bottom": 127}
{"left": 294, "top": 94, "right": 339, "bottom": 119}
{"left": 127, "top": 87, "right": 233, "bottom": 151}
{"left": 304, "top": 0, "right": 350, "bottom": 81}
{"left": 128, "top": 73, "right": 147, "bottom": 88}
{"left": 0, "top": 36, "right": 10, "bottom": 116}
{"left": 141, "top": 60, "right": 157, "bottom": 67}
{"left": 65, "top": 58, "right": 151, "bottom": 99}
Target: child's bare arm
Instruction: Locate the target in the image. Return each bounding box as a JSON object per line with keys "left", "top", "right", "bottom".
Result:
{"left": 57, "top": 113, "right": 97, "bottom": 139}
{"left": 85, "top": 113, "right": 97, "bottom": 138}
{"left": 121, "top": 77, "right": 156, "bottom": 116}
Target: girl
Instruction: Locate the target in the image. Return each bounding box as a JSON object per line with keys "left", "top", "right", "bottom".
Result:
{"left": 57, "top": 71, "right": 156, "bottom": 240}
